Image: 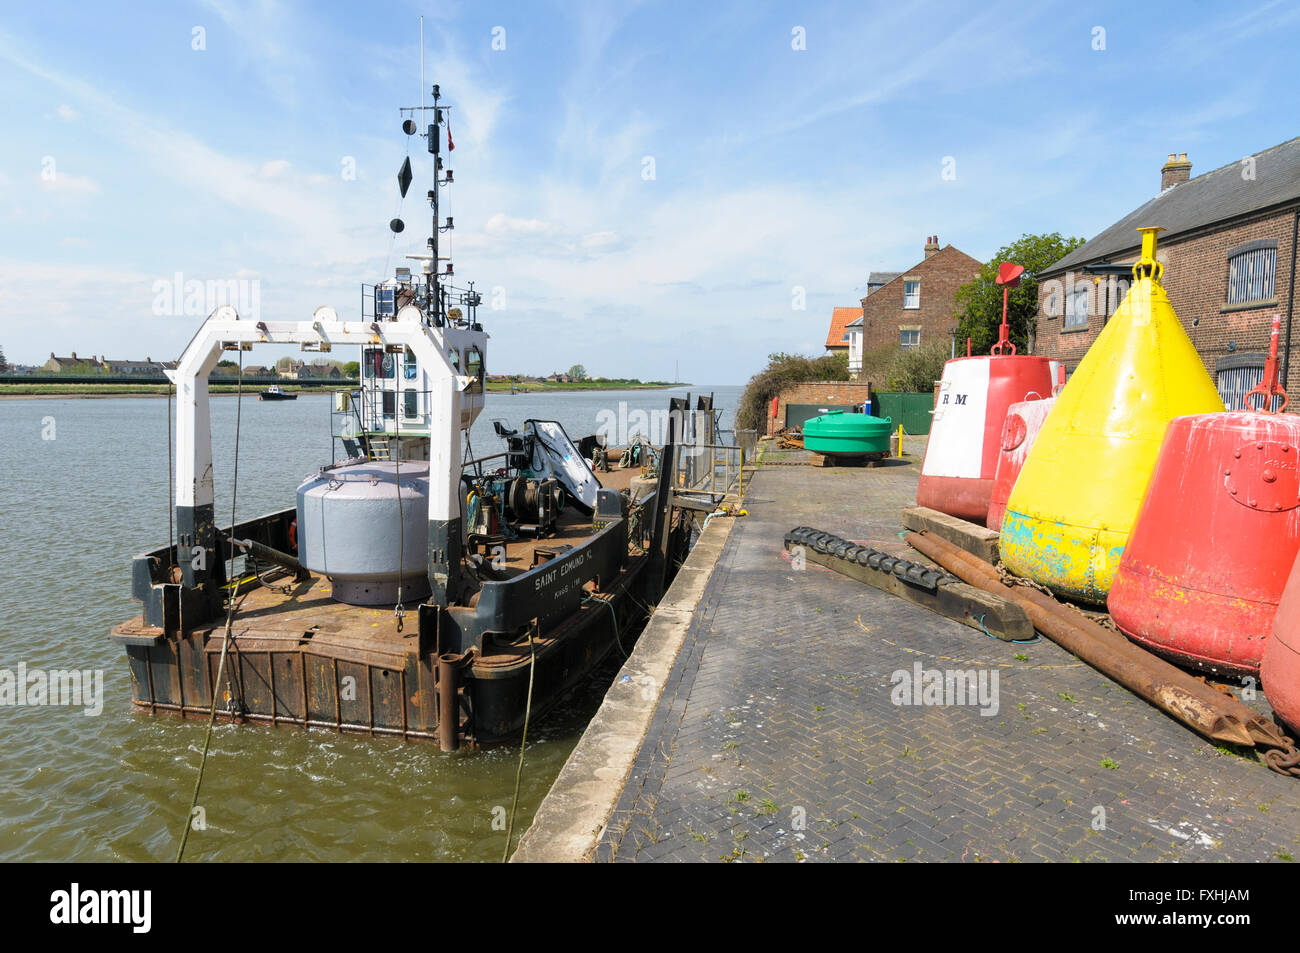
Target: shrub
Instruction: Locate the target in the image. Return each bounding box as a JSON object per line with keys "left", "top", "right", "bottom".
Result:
{"left": 736, "top": 351, "right": 849, "bottom": 431}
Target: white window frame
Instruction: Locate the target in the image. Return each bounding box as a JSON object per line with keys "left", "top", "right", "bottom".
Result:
{"left": 899, "top": 328, "right": 920, "bottom": 350}
{"left": 903, "top": 279, "right": 921, "bottom": 310}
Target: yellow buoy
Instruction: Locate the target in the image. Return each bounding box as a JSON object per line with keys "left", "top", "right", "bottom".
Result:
{"left": 999, "top": 227, "right": 1224, "bottom": 603}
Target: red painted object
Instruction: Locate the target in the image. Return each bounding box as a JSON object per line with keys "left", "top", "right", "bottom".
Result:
{"left": 1262, "top": 556, "right": 1300, "bottom": 731}
{"left": 986, "top": 396, "right": 1056, "bottom": 531}
{"left": 916, "top": 260, "right": 1054, "bottom": 525}
{"left": 916, "top": 355, "right": 1055, "bottom": 524}
{"left": 1109, "top": 316, "right": 1297, "bottom": 676}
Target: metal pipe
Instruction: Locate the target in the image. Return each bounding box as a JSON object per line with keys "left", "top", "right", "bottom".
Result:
{"left": 437, "top": 652, "right": 468, "bottom": 751}
{"left": 905, "top": 531, "right": 1291, "bottom": 750}
{"left": 230, "top": 537, "right": 307, "bottom": 578}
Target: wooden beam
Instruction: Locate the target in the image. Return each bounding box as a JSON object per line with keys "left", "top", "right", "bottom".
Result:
{"left": 901, "top": 505, "right": 1000, "bottom": 564}
{"left": 786, "top": 529, "right": 1033, "bottom": 642}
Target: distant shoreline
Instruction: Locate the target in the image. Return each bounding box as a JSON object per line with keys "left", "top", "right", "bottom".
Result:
{"left": 0, "top": 382, "right": 687, "bottom": 400}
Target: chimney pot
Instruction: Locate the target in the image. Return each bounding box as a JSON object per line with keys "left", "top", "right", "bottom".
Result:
{"left": 1161, "top": 151, "right": 1192, "bottom": 191}
{"left": 924, "top": 234, "right": 940, "bottom": 258}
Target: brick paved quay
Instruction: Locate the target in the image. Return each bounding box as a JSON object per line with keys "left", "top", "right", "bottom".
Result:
{"left": 593, "top": 441, "right": 1300, "bottom": 863}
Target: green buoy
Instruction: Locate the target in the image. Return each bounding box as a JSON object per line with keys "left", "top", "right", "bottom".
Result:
{"left": 802, "top": 410, "right": 892, "bottom": 456}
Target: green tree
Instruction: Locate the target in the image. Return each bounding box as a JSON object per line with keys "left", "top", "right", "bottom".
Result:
{"left": 214, "top": 359, "right": 239, "bottom": 377}
{"left": 0, "top": 346, "right": 8, "bottom": 374}
{"left": 567, "top": 364, "right": 588, "bottom": 381}
{"left": 343, "top": 360, "right": 360, "bottom": 378}
{"left": 954, "top": 232, "right": 1086, "bottom": 355}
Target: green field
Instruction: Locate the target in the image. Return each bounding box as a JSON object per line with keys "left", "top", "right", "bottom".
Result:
{"left": 0, "top": 383, "right": 285, "bottom": 397}
{"left": 485, "top": 379, "right": 678, "bottom": 393}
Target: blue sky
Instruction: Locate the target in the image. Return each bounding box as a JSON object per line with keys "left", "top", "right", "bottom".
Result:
{"left": 2, "top": 0, "right": 1299, "bottom": 383}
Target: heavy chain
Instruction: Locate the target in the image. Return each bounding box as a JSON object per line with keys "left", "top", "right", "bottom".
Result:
{"left": 1264, "top": 740, "right": 1300, "bottom": 778}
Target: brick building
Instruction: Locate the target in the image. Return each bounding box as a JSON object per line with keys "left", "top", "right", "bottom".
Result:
{"left": 1034, "top": 138, "right": 1300, "bottom": 407}
{"left": 854, "top": 236, "right": 982, "bottom": 366}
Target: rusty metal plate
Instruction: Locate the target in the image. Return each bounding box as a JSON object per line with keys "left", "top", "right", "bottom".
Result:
{"left": 1224, "top": 440, "right": 1300, "bottom": 512}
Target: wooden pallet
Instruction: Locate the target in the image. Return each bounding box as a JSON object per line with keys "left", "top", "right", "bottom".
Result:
{"left": 808, "top": 451, "right": 888, "bottom": 468}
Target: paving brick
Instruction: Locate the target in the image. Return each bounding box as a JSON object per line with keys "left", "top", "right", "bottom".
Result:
{"left": 595, "top": 452, "right": 1300, "bottom": 862}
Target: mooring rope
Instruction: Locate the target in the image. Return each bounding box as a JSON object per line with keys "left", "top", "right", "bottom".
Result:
{"left": 583, "top": 591, "right": 627, "bottom": 659}
{"left": 501, "top": 627, "right": 537, "bottom": 863}
{"left": 176, "top": 347, "right": 246, "bottom": 863}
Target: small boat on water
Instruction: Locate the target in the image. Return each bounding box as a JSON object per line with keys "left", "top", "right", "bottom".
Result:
{"left": 110, "top": 83, "right": 709, "bottom": 749}
{"left": 259, "top": 385, "right": 296, "bottom": 401}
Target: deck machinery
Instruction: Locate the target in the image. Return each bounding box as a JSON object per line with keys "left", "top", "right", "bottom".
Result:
{"left": 110, "top": 86, "right": 689, "bottom": 748}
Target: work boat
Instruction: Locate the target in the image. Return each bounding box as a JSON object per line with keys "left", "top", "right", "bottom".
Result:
{"left": 110, "top": 86, "right": 691, "bottom": 749}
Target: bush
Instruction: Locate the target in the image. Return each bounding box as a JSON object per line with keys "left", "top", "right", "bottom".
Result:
{"left": 736, "top": 351, "right": 849, "bottom": 431}
{"left": 883, "top": 342, "right": 949, "bottom": 392}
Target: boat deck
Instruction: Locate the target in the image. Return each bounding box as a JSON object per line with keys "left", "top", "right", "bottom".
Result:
{"left": 113, "top": 463, "right": 647, "bottom": 666}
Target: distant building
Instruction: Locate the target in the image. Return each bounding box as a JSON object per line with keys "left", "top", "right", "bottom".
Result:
{"left": 241, "top": 365, "right": 273, "bottom": 377}
{"left": 824, "top": 306, "right": 865, "bottom": 361}
{"left": 853, "top": 236, "right": 982, "bottom": 372}
{"left": 281, "top": 360, "right": 342, "bottom": 380}
{"left": 1035, "top": 140, "right": 1300, "bottom": 407}
{"left": 45, "top": 352, "right": 104, "bottom": 373}
{"left": 103, "top": 357, "right": 170, "bottom": 375}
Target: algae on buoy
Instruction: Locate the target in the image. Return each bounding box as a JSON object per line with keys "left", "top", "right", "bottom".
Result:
{"left": 999, "top": 226, "right": 1224, "bottom": 604}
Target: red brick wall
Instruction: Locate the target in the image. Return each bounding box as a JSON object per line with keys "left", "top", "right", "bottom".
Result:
{"left": 771, "top": 381, "right": 876, "bottom": 433}
{"left": 859, "top": 245, "right": 983, "bottom": 356}
{"left": 1035, "top": 208, "right": 1300, "bottom": 392}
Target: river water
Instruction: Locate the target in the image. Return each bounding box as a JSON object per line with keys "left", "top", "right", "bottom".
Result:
{"left": 0, "top": 384, "right": 739, "bottom": 862}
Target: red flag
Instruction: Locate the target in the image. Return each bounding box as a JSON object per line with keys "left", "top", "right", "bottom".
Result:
{"left": 447, "top": 122, "right": 455, "bottom": 151}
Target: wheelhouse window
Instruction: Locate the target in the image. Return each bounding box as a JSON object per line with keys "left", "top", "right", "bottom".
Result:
{"left": 364, "top": 347, "right": 395, "bottom": 379}
{"left": 1226, "top": 240, "right": 1277, "bottom": 306}
{"left": 899, "top": 328, "right": 920, "bottom": 349}
{"left": 403, "top": 389, "right": 419, "bottom": 419}
{"left": 465, "top": 347, "right": 485, "bottom": 394}
{"left": 402, "top": 347, "right": 418, "bottom": 380}
{"left": 903, "top": 280, "right": 921, "bottom": 310}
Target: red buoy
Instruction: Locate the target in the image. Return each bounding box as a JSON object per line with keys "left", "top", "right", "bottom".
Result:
{"left": 986, "top": 395, "right": 1056, "bottom": 531}
{"left": 1110, "top": 315, "right": 1299, "bottom": 675}
{"left": 917, "top": 262, "right": 1055, "bottom": 524}
{"left": 1263, "top": 556, "right": 1300, "bottom": 732}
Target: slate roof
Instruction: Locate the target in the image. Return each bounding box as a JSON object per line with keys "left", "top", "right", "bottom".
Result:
{"left": 1045, "top": 137, "right": 1300, "bottom": 277}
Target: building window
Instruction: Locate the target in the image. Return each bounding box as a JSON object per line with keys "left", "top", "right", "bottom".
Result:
{"left": 403, "top": 389, "right": 419, "bottom": 418}
{"left": 903, "top": 280, "right": 920, "bottom": 309}
{"left": 1226, "top": 240, "right": 1277, "bottom": 305}
{"left": 1217, "top": 355, "right": 1284, "bottom": 412}
{"left": 899, "top": 328, "right": 920, "bottom": 349}
{"left": 1064, "top": 283, "right": 1091, "bottom": 329}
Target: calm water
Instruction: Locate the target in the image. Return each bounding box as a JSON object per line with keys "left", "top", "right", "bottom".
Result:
{"left": 0, "top": 385, "right": 739, "bottom": 862}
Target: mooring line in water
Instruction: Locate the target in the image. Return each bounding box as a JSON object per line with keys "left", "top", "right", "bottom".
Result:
{"left": 176, "top": 349, "right": 246, "bottom": 863}
{"left": 501, "top": 628, "right": 537, "bottom": 863}
{"left": 583, "top": 591, "right": 627, "bottom": 659}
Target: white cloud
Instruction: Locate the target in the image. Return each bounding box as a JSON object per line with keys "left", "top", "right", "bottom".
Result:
{"left": 37, "top": 171, "right": 100, "bottom": 195}
{"left": 259, "top": 159, "right": 291, "bottom": 178}
{"left": 56, "top": 104, "right": 79, "bottom": 121}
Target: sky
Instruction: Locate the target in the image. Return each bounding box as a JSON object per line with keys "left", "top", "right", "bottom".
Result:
{"left": 2, "top": 0, "right": 1300, "bottom": 384}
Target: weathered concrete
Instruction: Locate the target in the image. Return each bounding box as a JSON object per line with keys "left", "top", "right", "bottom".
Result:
{"left": 510, "top": 513, "right": 736, "bottom": 862}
